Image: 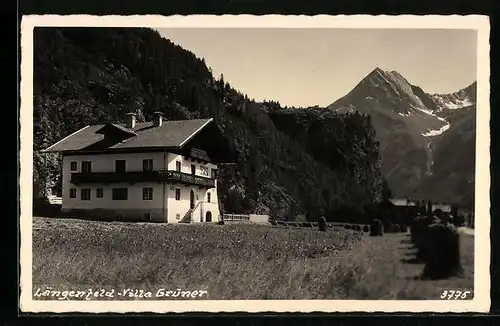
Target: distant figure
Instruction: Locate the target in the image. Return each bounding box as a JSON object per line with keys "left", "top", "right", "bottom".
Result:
{"left": 318, "top": 215, "right": 327, "bottom": 232}
{"left": 370, "top": 219, "right": 383, "bottom": 236}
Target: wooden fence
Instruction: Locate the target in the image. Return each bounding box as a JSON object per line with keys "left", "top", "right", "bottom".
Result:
{"left": 223, "top": 214, "right": 251, "bottom": 222}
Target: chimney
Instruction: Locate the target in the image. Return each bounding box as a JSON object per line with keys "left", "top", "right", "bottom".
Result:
{"left": 153, "top": 111, "right": 163, "bottom": 127}
{"left": 125, "top": 112, "right": 136, "bottom": 129}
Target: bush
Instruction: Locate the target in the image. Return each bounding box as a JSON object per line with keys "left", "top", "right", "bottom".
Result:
{"left": 363, "top": 225, "right": 369, "bottom": 233}
{"left": 421, "top": 222, "right": 463, "bottom": 279}
{"left": 369, "top": 219, "right": 383, "bottom": 236}
{"left": 410, "top": 216, "right": 440, "bottom": 259}
{"left": 318, "top": 216, "right": 327, "bottom": 232}
{"left": 33, "top": 196, "right": 61, "bottom": 217}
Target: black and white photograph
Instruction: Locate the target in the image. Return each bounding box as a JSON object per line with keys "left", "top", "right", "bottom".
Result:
{"left": 20, "top": 15, "right": 490, "bottom": 313}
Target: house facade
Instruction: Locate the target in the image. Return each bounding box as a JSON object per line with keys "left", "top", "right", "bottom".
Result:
{"left": 42, "top": 112, "right": 232, "bottom": 223}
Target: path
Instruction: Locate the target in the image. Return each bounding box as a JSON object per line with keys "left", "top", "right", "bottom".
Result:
{"left": 342, "top": 232, "right": 475, "bottom": 299}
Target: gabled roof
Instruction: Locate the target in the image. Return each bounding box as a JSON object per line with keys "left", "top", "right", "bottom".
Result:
{"left": 42, "top": 118, "right": 213, "bottom": 153}
{"left": 95, "top": 123, "right": 137, "bottom": 137}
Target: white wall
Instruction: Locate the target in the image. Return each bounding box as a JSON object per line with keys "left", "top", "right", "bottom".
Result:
{"left": 62, "top": 151, "right": 220, "bottom": 223}
{"left": 166, "top": 185, "right": 220, "bottom": 223}
{"left": 166, "top": 153, "right": 220, "bottom": 223}
{"left": 166, "top": 153, "right": 218, "bottom": 176}
{"left": 201, "top": 201, "right": 220, "bottom": 222}
{"left": 61, "top": 152, "right": 166, "bottom": 210}
{"left": 63, "top": 182, "right": 164, "bottom": 210}
{"left": 249, "top": 214, "right": 270, "bottom": 223}
{"left": 63, "top": 152, "right": 166, "bottom": 173}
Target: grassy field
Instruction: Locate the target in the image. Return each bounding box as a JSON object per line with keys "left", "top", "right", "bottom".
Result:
{"left": 31, "top": 216, "right": 474, "bottom": 300}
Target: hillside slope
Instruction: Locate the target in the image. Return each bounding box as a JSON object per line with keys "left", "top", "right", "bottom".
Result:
{"left": 33, "top": 27, "right": 386, "bottom": 221}
{"left": 414, "top": 105, "right": 476, "bottom": 207}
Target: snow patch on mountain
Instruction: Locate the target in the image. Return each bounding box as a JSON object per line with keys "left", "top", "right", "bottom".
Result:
{"left": 433, "top": 96, "right": 474, "bottom": 110}
{"left": 422, "top": 123, "right": 451, "bottom": 137}
{"left": 398, "top": 111, "right": 411, "bottom": 117}
{"left": 431, "top": 84, "right": 476, "bottom": 111}
{"left": 412, "top": 104, "right": 436, "bottom": 117}
{"left": 407, "top": 103, "right": 450, "bottom": 136}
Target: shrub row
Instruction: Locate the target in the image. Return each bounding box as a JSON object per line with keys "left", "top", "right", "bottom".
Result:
{"left": 272, "top": 220, "right": 370, "bottom": 233}
{"left": 409, "top": 215, "right": 462, "bottom": 279}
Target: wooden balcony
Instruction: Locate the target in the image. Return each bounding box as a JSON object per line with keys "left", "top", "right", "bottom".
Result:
{"left": 70, "top": 170, "right": 216, "bottom": 188}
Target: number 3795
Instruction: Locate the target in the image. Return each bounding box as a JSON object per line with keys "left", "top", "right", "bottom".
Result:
{"left": 440, "top": 290, "right": 472, "bottom": 300}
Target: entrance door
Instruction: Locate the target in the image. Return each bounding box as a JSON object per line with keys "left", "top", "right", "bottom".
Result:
{"left": 206, "top": 211, "right": 212, "bottom": 222}
{"left": 190, "top": 190, "right": 195, "bottom": 209}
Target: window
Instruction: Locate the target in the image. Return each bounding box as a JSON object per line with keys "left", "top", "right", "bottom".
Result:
{"left": 143, "top": 159, "right": 153, "bottom": 172}
{"left": 70, "top": 161, "right": 77, "bottom": 171}
{"left": 96, "top": 188, "right": 103, "bottom": 198}
{"left": 115, "top": 160, "right": 126, "bottom": 173}
{"left": 112, "top": 188, "right": 128, "bottom": 200}
{"left": 143, "top": 187, "right": 153, "bottom": 200}
{"left": 176, "top": 213, "right": 181, "bottom": 220}
{"left": 211, "top": 169, "right": 217, "bottom": 179}
{"left": 82, "top": 161, "right": 92, "bottom": 173}
{"left": 175, "top": 188, "right": 181, "bottom": 201}
{"left": 144, "top": 213, "right": 151, "bottom": 221}
{"left": 81, "top": 188, "right": 91, "bottom": 201}
{"left": 200, "top": 166, "right": 209, "bottom": 177}
{"left": 175, "top": 161, "right": 181, "bottom": 172}
{"left": 207, "top": 192, "right": 211, "bottom": 203}
{"left": 69, "top": 188, "right": 76, "bottom": 198}
{"left": 191, "top": 164, "right": 196, "bottom": 175}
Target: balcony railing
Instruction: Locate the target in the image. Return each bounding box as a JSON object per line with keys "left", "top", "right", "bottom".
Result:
{"left": 71, "top": 170, "right": 215, "bottom": 188}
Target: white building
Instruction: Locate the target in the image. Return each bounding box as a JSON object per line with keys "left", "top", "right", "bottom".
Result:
{"left": 42, "top": 112, "right": 233, "bottom": 223}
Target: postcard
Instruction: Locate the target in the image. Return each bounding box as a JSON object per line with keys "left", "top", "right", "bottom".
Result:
{"left": 20, "top": 14, "right": 490, "bottom": 313}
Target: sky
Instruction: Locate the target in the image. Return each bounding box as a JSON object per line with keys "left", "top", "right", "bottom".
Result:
{"left": 157, "top": 28, "right": 477, "bottom": 108}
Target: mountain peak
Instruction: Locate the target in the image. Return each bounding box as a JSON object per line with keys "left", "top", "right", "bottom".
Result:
{"left": 367, "top": 67, "right": 386, "bottom": 78}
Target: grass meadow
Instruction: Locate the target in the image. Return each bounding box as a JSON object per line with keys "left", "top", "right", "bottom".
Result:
{"left": 31, "top": 216, "right": 474, "bottom": 300}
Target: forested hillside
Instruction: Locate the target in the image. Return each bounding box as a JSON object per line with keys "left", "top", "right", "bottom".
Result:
{"left": 34, "top": 27, "right": 386, "bottom": 221}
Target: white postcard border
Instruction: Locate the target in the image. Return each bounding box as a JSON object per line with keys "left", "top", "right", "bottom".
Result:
{"left": 20, "top": 14, "right": 491, "bottom": 313}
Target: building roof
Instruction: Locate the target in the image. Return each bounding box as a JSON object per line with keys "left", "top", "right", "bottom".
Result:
{"left": 387, "top": 198, "right": 416, "bottom": 206}
{"left": 432, "top": 204, "right": 452, "bottom": 212}
{"left": 42, "top": 119, "right": 213, "bottom": 153}
{"left": 95, "top": 123, "right": 137, "bottom": 137}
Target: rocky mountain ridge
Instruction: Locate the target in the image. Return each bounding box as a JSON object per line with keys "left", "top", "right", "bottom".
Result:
{"left": 327, "top": 67, "right": 476, "bottom": 207}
